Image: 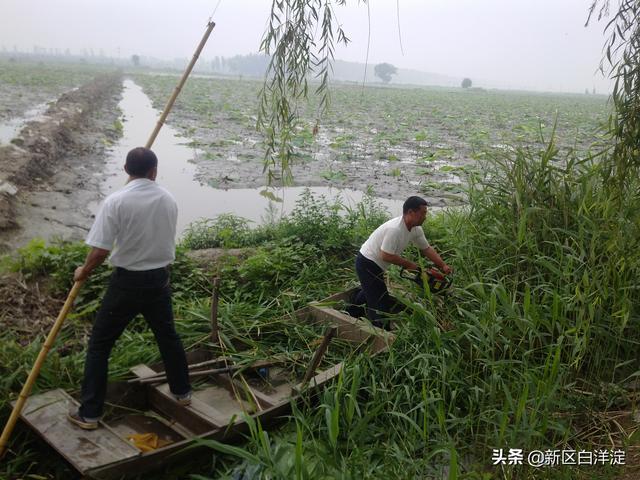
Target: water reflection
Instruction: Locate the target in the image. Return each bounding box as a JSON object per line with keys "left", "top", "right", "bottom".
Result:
{"left": 98, "top": 80, "right": 404, "bottom": 236}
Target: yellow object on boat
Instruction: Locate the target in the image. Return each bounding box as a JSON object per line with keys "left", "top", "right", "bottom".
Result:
{"left": 126, "top": 433, "right": 170, "bottom": 452}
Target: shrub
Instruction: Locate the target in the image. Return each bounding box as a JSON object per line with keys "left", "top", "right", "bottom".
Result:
{"left": 181, "top": 190, "right": 390, "bottom": 256}
{"left": 181, "top": 214, "right": 262, "bottom": 249}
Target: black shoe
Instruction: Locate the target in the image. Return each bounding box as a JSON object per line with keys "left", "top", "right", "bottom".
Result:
{"left": 346, "top": 288, "right": 366, "bottom": 318}
{"left": 349, "top": 287, "right": 362, "bottom": 305}
{"left": 346, "top": 304, "right": 366, "bottom": 318}
{"left": 67, "top": 411, "right": 99, "bottom": 430}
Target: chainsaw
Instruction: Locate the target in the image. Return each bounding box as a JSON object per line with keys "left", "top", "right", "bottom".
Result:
{"left": 400, "top": 267, "right": 452, "bottom": 294}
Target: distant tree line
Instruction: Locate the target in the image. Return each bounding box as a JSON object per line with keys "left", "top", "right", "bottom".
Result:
{"left": 211, "top": 54, "right": 271, "bottom": 76}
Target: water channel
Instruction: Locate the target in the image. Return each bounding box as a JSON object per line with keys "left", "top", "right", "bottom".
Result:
{"left": 97, "top": 80, "right": 404, "bottom": 237}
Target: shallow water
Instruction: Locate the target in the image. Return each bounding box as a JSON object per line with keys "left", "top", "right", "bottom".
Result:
{"left": 0, "top": 101, "right": 52, "bottom": 144}
{"left": 97, "top": 80, "right": 404, "bottom": 237}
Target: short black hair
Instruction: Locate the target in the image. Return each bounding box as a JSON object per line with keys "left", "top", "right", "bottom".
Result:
{"left": 125, "top": 147, "right": 158, "bottom": 177}
{"left": 403, "top": 196, "right": 427, "bottom": 214}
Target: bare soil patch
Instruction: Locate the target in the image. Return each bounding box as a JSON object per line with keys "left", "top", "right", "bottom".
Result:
{"left": 0, "top": 273, "right": 64, "bottom": 344}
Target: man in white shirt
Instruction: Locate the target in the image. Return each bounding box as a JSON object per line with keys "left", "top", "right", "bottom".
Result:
{"left": 353, "top": 196, "right": 452, "bottom": 329}
{"left": 68, "top": 147, "right": 191, "bottom": 430}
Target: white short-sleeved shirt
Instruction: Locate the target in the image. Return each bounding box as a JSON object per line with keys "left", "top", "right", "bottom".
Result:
{"left": 86, "top": 178, "right": 178, "bottom": 271}
{"left": 359, "top": 216, "right": 430, "bottom": 270}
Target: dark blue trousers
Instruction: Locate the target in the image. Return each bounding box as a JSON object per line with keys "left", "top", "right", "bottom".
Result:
{"left": 79, "top": 267, "right": 190, "bottom": 418}
{"left": 354, "top": 253, "right": 403, "bottom": 325}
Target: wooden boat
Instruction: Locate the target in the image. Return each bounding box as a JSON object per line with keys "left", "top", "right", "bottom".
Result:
{"left": 15, "top": 289, "right": 393, "bottom": 479}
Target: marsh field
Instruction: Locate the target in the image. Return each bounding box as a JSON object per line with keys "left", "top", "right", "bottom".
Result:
{"left": 1, "top": 61, "right": 638, "bottom": 479}
{"left": 133, "top": 72, "right": 608, "bottom": 203}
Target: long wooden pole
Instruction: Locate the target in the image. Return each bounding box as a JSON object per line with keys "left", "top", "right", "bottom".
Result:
{"left": 145, "top": 21, "right": 215, "bottom": 149}
{"left": 0, "top": 20, "right": 216, "bottom": 461}
{"left": 0, "top": 281, "right": 83, "bottom": 457}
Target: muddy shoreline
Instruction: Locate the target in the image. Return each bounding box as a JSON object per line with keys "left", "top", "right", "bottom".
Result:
{"left": 0, "top": 73, "right": 123, "bottom": 251}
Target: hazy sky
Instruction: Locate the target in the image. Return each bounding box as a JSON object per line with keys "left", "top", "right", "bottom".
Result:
{"left": 2, "top": 0, "right": 612, "bottom": 93}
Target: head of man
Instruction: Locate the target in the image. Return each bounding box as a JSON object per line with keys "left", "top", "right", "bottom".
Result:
{"left": 402, "top": 196, "right": 428, "bottom": 228}
{"left": 124, "top": 147, "right": 158, "bottom": 180}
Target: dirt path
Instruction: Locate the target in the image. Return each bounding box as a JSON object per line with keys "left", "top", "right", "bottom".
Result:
{"left": 0, "top": 73, "right": 123, "bottom": 252}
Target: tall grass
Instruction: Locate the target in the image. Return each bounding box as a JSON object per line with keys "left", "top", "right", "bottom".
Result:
{"left": 192, "top": 142, "right": 638, "bottom": 479}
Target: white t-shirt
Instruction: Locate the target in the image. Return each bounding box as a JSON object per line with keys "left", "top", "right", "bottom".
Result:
{"left": 359, "top": 215, "right": 430, "bottom": 270}
{"left": 86, "top": 178, "right": 177, "bottom": 271}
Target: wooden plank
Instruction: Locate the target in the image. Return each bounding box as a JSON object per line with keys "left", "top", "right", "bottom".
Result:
{"left": 147, "top": 349, "right": 216, "bottom": 373}
{"left": 146, "top": 388, "right": 216, "bottom": 435}
{"left": 132, "top": 359, "right": 284, "bottom": 385}
{"left": 308, "top": 306, "right": 395, "bottom": 352}
{"left": 293, "top": 362, "right": 344, "bottom": 394}
{"left": 209, "top": 372, "right": 280, "bottom": 410}
{"left": 155, "top": 383, "right": 231, "bottom": 426}
{"left": 194, "top": 381, "right": 253, "bottom": 422}
{"left": 131, "top": 363, "right": 247, "bottom": 430}
{"left": 260, "top": 367, "right": 296, "bottom": 404}
{"left": 314, "top": 287, "right": 359, "bottom": 305}
{"left": 17, "top": 389, "right": 140, "bottom": 473}
{"left": 131, "top": 364, "right": 220, "bottom": 434}
{"left": 130, "top": 364, "right": 158, "bottom": 379}
{"left": 150, "top": 412, "right": 197, "bottom": 439}
{"left": 132, "top": 356, "right": 232, "bottom": 384}
{"left": 242, "top": 384, "right": 280, "bottom": 409}
{"left": 232, "top": 379, "right": 278, "bottom": 410}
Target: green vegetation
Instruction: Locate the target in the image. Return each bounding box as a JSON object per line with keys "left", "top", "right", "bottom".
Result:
{"left": 139, "top": 72, "right": 609, "bottom": 162}
{"left": 0, "top": 60, "right": 111, "bottom": 121}
{"left": 134, "top": 72, "right": 609, "bottom": 200}
{"left": 2, "top": 127, "right": 639, "bottom": 479}
{"left": 195, "top": 140, "right": 639, "bottom": 479}
{"left": 0, "top": 61, "right": 104, "bottom": 90}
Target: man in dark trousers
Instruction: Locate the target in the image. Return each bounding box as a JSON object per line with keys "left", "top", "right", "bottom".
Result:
{"left": 68, "top": 147, "right": 191, "bottom": 430}
{"left": 353, "top": 196, "right": 452, "bottom": 328}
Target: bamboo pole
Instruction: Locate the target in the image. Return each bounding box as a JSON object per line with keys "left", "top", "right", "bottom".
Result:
{"left": 145, "top": 21, "right": 215, "bottom": 149}
{"left": 0, "top": 21, "right": 216, "bottom": 461}
{"left": 0, "top": 281, "right": 83, "bottom": 458}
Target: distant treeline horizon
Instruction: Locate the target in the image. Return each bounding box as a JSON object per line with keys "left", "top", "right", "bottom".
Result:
{"left": 0, "top": 49, "right": 606, "bottom": 95}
